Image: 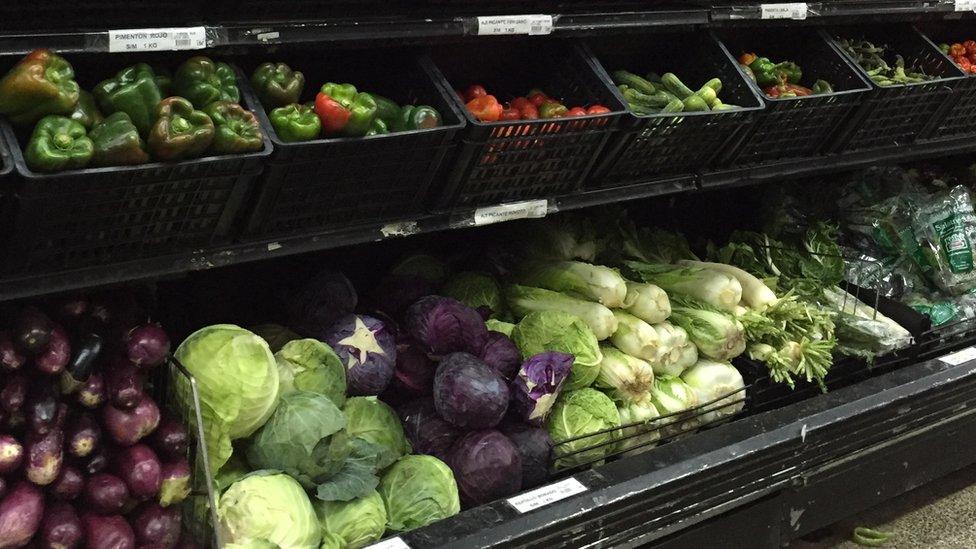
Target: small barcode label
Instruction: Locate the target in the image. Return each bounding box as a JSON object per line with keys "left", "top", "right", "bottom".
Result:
{"left": 940, "top": 346, "right": 976, "bottom": 365}
{"left": 107, "top": 26, "right": 206, "bottom": 52}
{"left": 760, "top": 3, "right": 808, "bottom": 19}
{"left": 473, "top": 199, "right": 548, "bottom": 226}
{"left": 955, "top": 0, "right": 976, "bottom": 11}
{"left": 507, "top": 477, "right": 587, "bottom": 513}
{"left": 477, "top": 14, "right": 553, "bottom": 35}
{"left": 365, "top": 537, "right": 410, "bottom": 549}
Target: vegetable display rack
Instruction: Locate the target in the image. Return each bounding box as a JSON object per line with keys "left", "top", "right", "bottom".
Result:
{"left": 826, "top": 25, "right": 965, "bottom": 153}
{"left": 241, "top": 52, "right": 465, "bottom": 239}
{"left": 919, "top": 23, "right": 976, "bottom": 142}
{"left": 423, "top": 41, "right": 626, "bottom": 209}
{"left": 586, "top": 31, "right": 764, "bottom": 187}
{"left": 718, "top": 28, "right": 872, "bottom": 167}
{"left": 0, "top": 54, "right": 270, "bottom": 275}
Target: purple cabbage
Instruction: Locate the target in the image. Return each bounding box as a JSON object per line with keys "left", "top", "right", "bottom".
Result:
{"left": 397, "top": 398, "right": 461, "bottom": 461}
{"left": 479, "top": 331, "right": 521, "bottom": 381}
{"left": 433, "top": 353, "right": 509, "bottom": 430}
{"left": 405, "top": 296, "right": 489, "bottom": 357}
{"left": 323, "top": 314, "right": 396, "bottom": 396}
{"left": 509, "top": 352, "right": 574, "bottom": 425}
{"left": 392, "top": 341, "right": 436, "bottom": 398}
{"left": 286, "top": 269, "right": 358, "bottom": 339}
{"left": 500, "top": 423, "right": 552, "bottom": 490}
{"left": 447, "top": 430, "right": 522, "bottom": 506}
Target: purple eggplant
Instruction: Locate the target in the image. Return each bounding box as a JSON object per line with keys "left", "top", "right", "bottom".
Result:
{"left": 78, "top": 373, "right": 106, "bottom": 409}
{"left": 102, "top": 395, "right": 160, "bottom": 447}
{"left": 16, "top": 306, "right": 53, "bottom": 355}
{"left": 125, "top": 325, "right": 170, "bottom": 370}
{"left": 133, "top": 504, "right": 181, "bottom": 548}
{"left": 0, "top": 434, "right": 24, "bottom": 475}
{"left": 85, "top": 473, "right": 130, "bottom": 515}
{"left": 64, "top": 333, "right": 102, "bottom": 388}
{"left": 115, "top": 444, "right": 161, "bottom": 501}
{"left": 25, "top": 428, "right": 63, "bottom": 486}
{"left": 66, "top": 412, "right": 100, "bottom": 458}
{"left": 82, "top": 514, "right": 135, "bottom": 549}
{"left": 149, "top": 419, "right": 187, "bottom": 461}
{"left": 0, "top": 481, "right": 44, "bottom": 548}
{"left": 85, "top": 447, "right": 110, "bottom": 475}
{"left": 26, "top": 383, "right": 60, "bottom": 435}
{"left": 0, "top": 331, "right": 26, "bottom": 372}
{"left": 1, "top": 373, "right": 29, "bottom": 413}
{"left": 35, "top": 325, "right": 70, "bottom": 376}
{"left": 105, "top": 357, "right": 144, "bottom": 410}
{"left": 40, "top": 501, "right": 83, "bottom": 549}
{"left": 50, "top": 465, "right": 84, "bottom": 501}
{"left": 158, "top": 458, "right": 190, "bottom": 508}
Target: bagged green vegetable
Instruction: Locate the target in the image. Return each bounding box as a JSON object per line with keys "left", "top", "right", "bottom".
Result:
{"left": 911, "top": 185, "right": 976, "bottom": 295}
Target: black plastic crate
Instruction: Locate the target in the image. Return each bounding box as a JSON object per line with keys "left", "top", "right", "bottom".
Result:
{"left": 239, "top": 51, "right": 464, "bottom": 239}
{"left": 585, "top": 31, "right": 764, "bottom": 188}
{"left": 424, "top": 39, "right": 626, "bottom": 209}
{"left": 0, "top": 2, "right": 200, "bottom": 31}
{"left": 0, "top": 53, "right": 270, "bottom": 275}
{"left": 717, "top": 28, "right": 871, "bottom": 166}
{"left": 918, "top": 24, "right": 976, "bottom": 142}
{"left": 826, "top": 25, "right": 965, "bottom": 153}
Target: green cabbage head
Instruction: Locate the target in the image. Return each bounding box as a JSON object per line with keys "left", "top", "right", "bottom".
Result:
{"left": 276, "top": 338, "right": 347, "bottom": 407}
{"left": 218, "top": 471, "right": 321, "bottom": 549}
{"left": 343, "top": 397, "right": 410, "bottom": 470}
{"left": 378, "top": 455, "right": 460, "bottom": 532}
{"left": 174, "top": 324, "right": 280, "bottom": 474}
{"left": 547, "top": 388, "right": 621, "bottom": 469}
{"left": 314, "top": 489, "right": 387, "bottom": 549}
{"left": 512, "top": 311, "right": 603, "bottom": 390}
{"left": 441, "top": 271, "right": 504, "bottom": 319}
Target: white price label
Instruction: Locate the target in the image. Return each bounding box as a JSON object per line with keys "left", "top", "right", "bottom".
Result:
{"left": 477, "top": 14, "right": 553, "bottom": 36}
{"left": 955, "top": 0, "right": 974, "bottom": 11}
{"left": 473, "top": 200, "right": 548, "bottom": 226}
{"left": 940, "top": 346, "right": 976, "bottom": 365}
{"left": 365, "top": 537, "right": 410, "bottom": 549}
{"left": 507, "top": 477, "right": 587, "bottom": 513}
{"left": 760, "top": 3, "right": 808, "bottom": 19}
{"left": 108, "top": 27, "right": 207, "bottom": 53}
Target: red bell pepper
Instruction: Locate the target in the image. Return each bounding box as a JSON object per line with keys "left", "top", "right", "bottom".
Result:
{"left": 314, "top": 92, "right": 351, "bottom": 135}
{"left": 466, "top": 95, "right": 503, "bottom": 122}
{"left": 511, "top": 98, "right": 538, "bottom": 119}
{"left": 527, "top": 91, "right": 549, "bottom": 107}
{"left": 462, "top": 84, "right": 487, "bottom": 103}
{"left": 500, "top": 107, "right": 521, "bottom": 121}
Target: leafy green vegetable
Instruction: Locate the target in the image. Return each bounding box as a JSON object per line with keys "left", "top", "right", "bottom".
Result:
{"left": 485, "top": 319, "right": 515, "bottom": 337}
{"left": 667, "top": 296, "right": 746, "bottom": 361}
{"left": 511, "top": 310, "right": 603, "bottom": 390}
{"left": 250, "top": 323, "right": 301, "bottom": 353}
{"left": 343, "top": 397, "right": 411, "bottom": 470}
{"left": 275, "top": 338, "right": 347, "bottom": 407}
{"left": 378, "top": 455, "right": 460, "bottom": 532}
{"left": 218, "top": 471, "right": 321, "bottom": 549}
{"left": 518, "top": 261, "right": 627, "bottom": 308}
{"left": 441, "top": 271, "right": 505, "bottom": 319}
{"left": 594, "top": 344, "right": 655, "bottom": 404}
{"left": 623, "top": 261, "right": 742, "bottom": 312}
{"left": 547, "top": 388, "right": 621, "bottom": 469}
{"left": 506, "top": 284, "right": 618, "bottom": 340}
{"left": 314, "top": 489, "right": 387, "bottom": 549}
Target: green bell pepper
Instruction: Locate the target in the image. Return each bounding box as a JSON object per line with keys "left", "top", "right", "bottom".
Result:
{"left": 25, "top": 115, "right": 93, "bottom": 172}
{"left": 317, "top": 83, "right": 379, "bottom": 136}
{"left": 204, "top": 101, "right": 264, "bottom": 154}
{"left": 89, "top": 112, "right": 149, "bottom": 167}
{"left": 371, "top": 94, "right": 402, "bottom": 127}
{"left": 147, "top": 96, "right": 215, "bottom": 161}
{"left": 70, "top": 90, "right": 103, "bottom": 130}
{"left": 93, "top": 63, "right": 163, "bottom": 136}
{"left": 365, "top": 117, "right": 389, "bottom": 136}
{"left": 269, "top": 103, "right": 321, "bottom": 142}
{"left": 394, "top": 105, "right": 441, "bottom": 132}
{"left": 812, "top": 79, "right": 834, "bottom": 94}
{"left": 749, "top": 57, "right": 803, "bottom": 87}
{"left": 0, "top": 49, "right": 80, "bottom": 127}
{"left": 320, "top": 82, "right": 358, "bottom": 107}
{"left": 251, "top": 62, "right": 305, "bottom": 110}
{"left": 173, "top": 56, "right": 240, "bottom": 109}
{"left": 539, "top": 100, "right": 568, "bottom": 119}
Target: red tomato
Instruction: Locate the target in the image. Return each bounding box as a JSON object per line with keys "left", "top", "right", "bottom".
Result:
{"left": 500, "top": 107, "right": 522, "bottom": 121}
{"left": 586, "top": 105, "right": 612, "bottom": 115}
{"left": 528, "top": 92, "right": 549, "bottom": 107}
{"left": 566, "top": 107, "right": 587, "bottom": 116}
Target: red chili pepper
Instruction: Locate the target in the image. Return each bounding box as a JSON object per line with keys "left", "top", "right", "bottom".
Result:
{"left": 462, "top": 85, "right": 487, "bottom": 103}
{"left": 527, "top": 91, "right": 549, "bottom": 107}
{"left": 586, "top": 105, "right": 611, "bottom": 115}
{"left": 565, "top": 107, "right": 587, "bottom": 117}
{"left": 500, "top": 107, "right": 521, "bottom": 121}
{"left": 959, "top": 57, "right": 973, "bottom": 72}
{"left": 466, "top": 95, "right": 503, "bottom": 122}
{"left": 314, "top": 92, "right": 351, "bottom": 135}
{"left": 965, "top": 40, "right": 976, "bottom": 55}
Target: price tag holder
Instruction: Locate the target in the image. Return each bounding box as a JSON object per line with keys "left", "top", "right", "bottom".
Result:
{"left": 955, "top": 0, "right": 976, "bottom": 11}
{"left": 473, "top": 199, "right": 548, "bottom": 226}
{"left": 476, "top": 14, "right": 553, "bottom": 36}
{"left": 760, "top": 3, "right": 808, "bottom": 19}
{"left": 365, "top": 537, "right": 410, "bottom": 549}
{"left": 507, "top": 477, "right": 588, "bottom": 513}
{"left": 107, "top": 27, "right": 207, "bottom": 53}
{"left": 940, "top": 346, "right": 976, "bottom": 365}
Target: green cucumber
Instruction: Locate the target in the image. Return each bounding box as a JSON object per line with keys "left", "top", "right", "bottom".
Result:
{"left": 695, "top": 86, "right": 719, "bottom": 108}
{"left": 662, "top": 99, "right": 685, "bottom": 113}
{"left": 662, "top": 73, "right": 695, "bottom": 99}
{"left": 682, "top": 94, "right": 710, "bottom": 112}
{"left": 623, "top": 88, "right": 673, "bottom": 108}
{"left": 703, "top": 78, "right": 723, "bottom": 93}
{"left": 645, "top": 71, "right": 663, "bottom": 83}
{"left": 712, "top": 103, "right": 739, "bottom": 111}
{"left": 612, "top": 70, "right": 658, "bottom": 95}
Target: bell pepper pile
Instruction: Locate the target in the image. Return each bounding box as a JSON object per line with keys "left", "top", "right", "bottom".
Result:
{"left": 940, "top": 41, "right": 976, "bottom": 75}
{"left": 457, "top": 84, "right": 610, "bottom": 122}
{"left": 837, "top": 38, "right": 936, "bottom": 86}
{"left": 250, "top": 62, "right": 443, "bottom": 143}
{"left": 737, "top": 53, "right": 834, "bottom": 98}
{"left": 611, "top": 70, "right": 739, "bottom": 114}
{"left": 0, "top": 50, "right": 265, "bottom": 173}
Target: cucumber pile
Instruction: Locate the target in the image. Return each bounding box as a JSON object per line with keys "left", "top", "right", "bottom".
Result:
{"left": 612, "top": 71, "right": 740, "bottom": 115}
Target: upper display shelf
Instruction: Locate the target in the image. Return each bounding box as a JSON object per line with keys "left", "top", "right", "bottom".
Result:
{"left": 0, "top": 0, "right": 970, "bottom": 54}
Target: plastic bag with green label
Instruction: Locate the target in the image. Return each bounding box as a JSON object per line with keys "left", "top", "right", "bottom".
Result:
{"left": 911, "top": 186, "right": 976, "bottom": 295}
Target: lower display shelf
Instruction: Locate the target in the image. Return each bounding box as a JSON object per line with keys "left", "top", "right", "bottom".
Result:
{"left": 387, "top": 341, "right": 976, "bottom": 548}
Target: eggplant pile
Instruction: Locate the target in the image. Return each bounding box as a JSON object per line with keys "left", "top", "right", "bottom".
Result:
{"left": 0, "top": 295, "right": 194, "bottom": 549}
